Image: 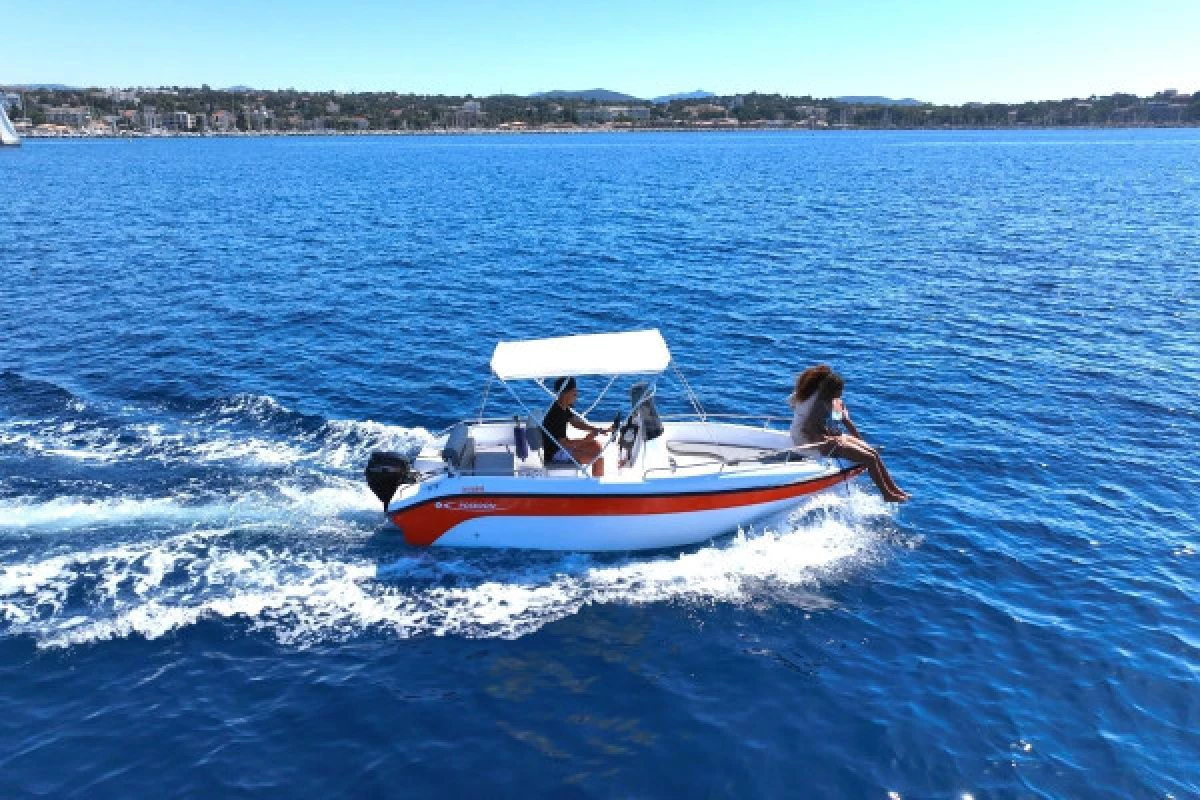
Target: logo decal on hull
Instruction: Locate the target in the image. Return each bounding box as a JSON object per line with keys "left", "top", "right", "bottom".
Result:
{"left": 435, "top": 500, "right": 503, "bottom": 512}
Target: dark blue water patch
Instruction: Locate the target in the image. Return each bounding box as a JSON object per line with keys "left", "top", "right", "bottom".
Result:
{"left": 2, "top": 130, "right": 1199, "bottom": 797}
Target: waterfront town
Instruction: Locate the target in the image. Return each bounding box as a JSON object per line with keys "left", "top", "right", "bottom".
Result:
{"left": 2, "top": 85, "right": 1197, "bottom": 137}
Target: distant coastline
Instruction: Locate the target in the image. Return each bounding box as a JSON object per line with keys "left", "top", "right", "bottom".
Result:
{"left": 14, "top": 123, "right": 1200, "bottom": 141}
{"left": 3, "top": 86, "right": 1196, "bottom": 139}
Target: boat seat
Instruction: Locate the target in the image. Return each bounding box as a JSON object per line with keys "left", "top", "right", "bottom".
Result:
{"left": 467, "top": 447, "right": 515, "bottom": 475}
{"left": 526, "top": 415, "right": 580, "bottom": 471}
{"left": 666, "top": 441, "right": 809, "bottom": 464}
{"left": 442, "top": 423, "right": 472, "bottom": 467}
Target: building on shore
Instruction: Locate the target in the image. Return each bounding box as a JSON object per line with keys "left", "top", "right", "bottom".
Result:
{"left": 210, "top": 110, "right": 236, "bottom": 131}
{"left": 106, "top": 88, "right": 139, "bottom": 104}
{"left": 576, "top": 107, "right": 614, "bottom": 124}
{"left": 605, "top": 106, "right": 650, "bottom": 121}
{"left": 683, "top": 103, "right": 727, "bottom": 119}
{"left": 138, "top": 105, "right": 160, "bottom": 130}
{"left": 795, "top": 105, "right": 830, "bottom": 126}
{"left": 573, "top": 105, "right": 652, "bottom": 125}
{"left": 1146, "top": 101, "right": 1187, "bottom": 123}
{"left": 449, "top": 100, "right": 484, "bottom": 127}
{"left": 45, "top": 106, "right": 91, "bottom": 127}
{"left": 162, "top": 111, "right": 193, "bottom": 131}
{"left": 245, "top": 107, "right": 273, "bottom": 130}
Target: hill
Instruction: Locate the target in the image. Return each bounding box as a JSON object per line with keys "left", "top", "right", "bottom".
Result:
{"left": 651, "top": 90, "right": 715, "bottom": 104}
{"left": 4, "top": 84, "right": 79, "bottom": 91}
{"left": 835, "top": 96, "right": 924, "bottom": 106}
{"left": 531, "top": 89, "right": 643, "bottom": 103}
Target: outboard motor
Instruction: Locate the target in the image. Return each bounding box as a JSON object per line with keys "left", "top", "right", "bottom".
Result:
{"left": 365, "top": 451, "right": 415, "bottom": 510}
{"left": 630, "top": 382, "right": 665, "bottom": 441}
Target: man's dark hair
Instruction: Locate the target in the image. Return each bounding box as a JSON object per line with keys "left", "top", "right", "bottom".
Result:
{"left": 553, "top": 376, "right": 577, "bottom": 396}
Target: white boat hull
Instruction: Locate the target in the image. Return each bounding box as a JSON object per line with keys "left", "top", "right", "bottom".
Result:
{"left": 433, "top": 493, "right": 832, "bottom": 550}
{"left": 371, "top": 388, "right": 868, "bottom": 552}
{"left": 385, "top": 462, "right": 863, "bottom": 551}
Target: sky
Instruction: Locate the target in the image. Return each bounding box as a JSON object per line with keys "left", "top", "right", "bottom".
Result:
{"left": 4, "top": 0, "right": 1198, "bottom": 103}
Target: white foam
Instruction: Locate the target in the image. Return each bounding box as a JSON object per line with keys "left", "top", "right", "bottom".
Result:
{"left": 306, "top": 418, "right": 435, "bottom": 470}
{"left": 0, "top": 479, "right": 379, "bottom": 531}
{"left": 0, "top": 489, "right": 892, "bottom": 649}
{"left": 1, "top": 401, "right": 434, "bottom": 471}
{"left": 0, "top": 496, "right": 205, "bottom": 528}
{"left": 0, "top": 422, "right": 125, "bottom": 463}
{"left": 202, "top": 393, "right": 290, "bottom": 419}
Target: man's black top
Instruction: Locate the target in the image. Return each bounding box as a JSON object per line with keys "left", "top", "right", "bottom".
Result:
{"left": 542, "top": 402, "right": 578, "bottom": 463}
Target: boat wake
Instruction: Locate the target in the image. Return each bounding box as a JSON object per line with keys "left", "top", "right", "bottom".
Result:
{"left": 0, "top": 382, "right": 432, "bottom": 472}
{"left": 0, "top": 482, "right": 378, "bottom": 530}
{"left": 0, "top": 490, "right": 892, "bottom": 650}
{"left": 0, "top": 373, "right": 899, "bottom": 650}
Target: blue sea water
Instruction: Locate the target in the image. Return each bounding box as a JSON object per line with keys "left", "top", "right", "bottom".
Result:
{"left": 1, "top": 130, "right": 1198, "bottom": 798}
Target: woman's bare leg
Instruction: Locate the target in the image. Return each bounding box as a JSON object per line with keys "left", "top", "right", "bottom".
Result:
{"left": 836, "top": 435, "right": 907, "bottom": 497}
{"left": 828, "top": 436, "right": 907, "bottom": 502}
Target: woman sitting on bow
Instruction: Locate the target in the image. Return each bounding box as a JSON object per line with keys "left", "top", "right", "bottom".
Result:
{"left": 789, "top": 365, "right": 909, "bottom": 503}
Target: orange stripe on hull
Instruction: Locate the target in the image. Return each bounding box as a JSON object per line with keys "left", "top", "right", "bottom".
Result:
{"left": 390, "top": 465, "right": 865, "bottom": 546}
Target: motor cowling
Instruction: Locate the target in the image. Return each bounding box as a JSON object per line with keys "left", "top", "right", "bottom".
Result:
{"left": 365, "top": 451, "right": 414, "bottom": 510}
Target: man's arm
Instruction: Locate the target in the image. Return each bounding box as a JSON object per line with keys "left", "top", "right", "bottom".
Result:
{"left": 568, "top": 412, "right": 612, "bottom": 436}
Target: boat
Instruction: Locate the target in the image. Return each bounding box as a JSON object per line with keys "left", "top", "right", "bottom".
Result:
{"left": 365, "top": 329, "right": 864, "bottom": 551}
{"left": 0, "top": 102, "right": 21, "bottom": 146}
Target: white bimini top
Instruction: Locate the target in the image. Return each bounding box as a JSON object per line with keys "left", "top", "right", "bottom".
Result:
{"left": 491, "top": 329, "right": 671, "bottom": 381}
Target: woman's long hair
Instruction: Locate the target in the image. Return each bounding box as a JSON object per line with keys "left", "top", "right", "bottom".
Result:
{"left": 806, "top": 372, "right": 846, "bottom": 438}
{"left": 814, "top": 372, "right": 845, "bottom": 407}
{"left": 789, "top": 364, "right": 833, "bottom": 407}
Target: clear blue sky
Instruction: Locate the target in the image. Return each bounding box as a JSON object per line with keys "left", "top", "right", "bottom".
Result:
{"left": 5, "top": 0, "right": 1198, "bottom": 103}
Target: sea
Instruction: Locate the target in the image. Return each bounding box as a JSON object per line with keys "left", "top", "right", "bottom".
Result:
{"left": 1, "top": 130, "right": 1197, "bottom": 799}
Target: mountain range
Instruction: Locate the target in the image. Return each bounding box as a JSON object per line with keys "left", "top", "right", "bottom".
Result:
{"left": 531, "top": 89, "right": 643, "bottom": 103}
{"left": 5, "top": 83, "right": 924, "bottom": 107}
{"left": 3, "top": 84, "right": 79, "bottom": 91}
{"left": 532, "top": 89, "right": 717, "bottom": 104}
{"left": 833, "top": 96, "right": 924, "bottom": 106}
{"left": 532, "top": 89, "right": 924, "bottom": 106}
{"left": 650, "top": 90, "right": 716, "bottom": 104}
